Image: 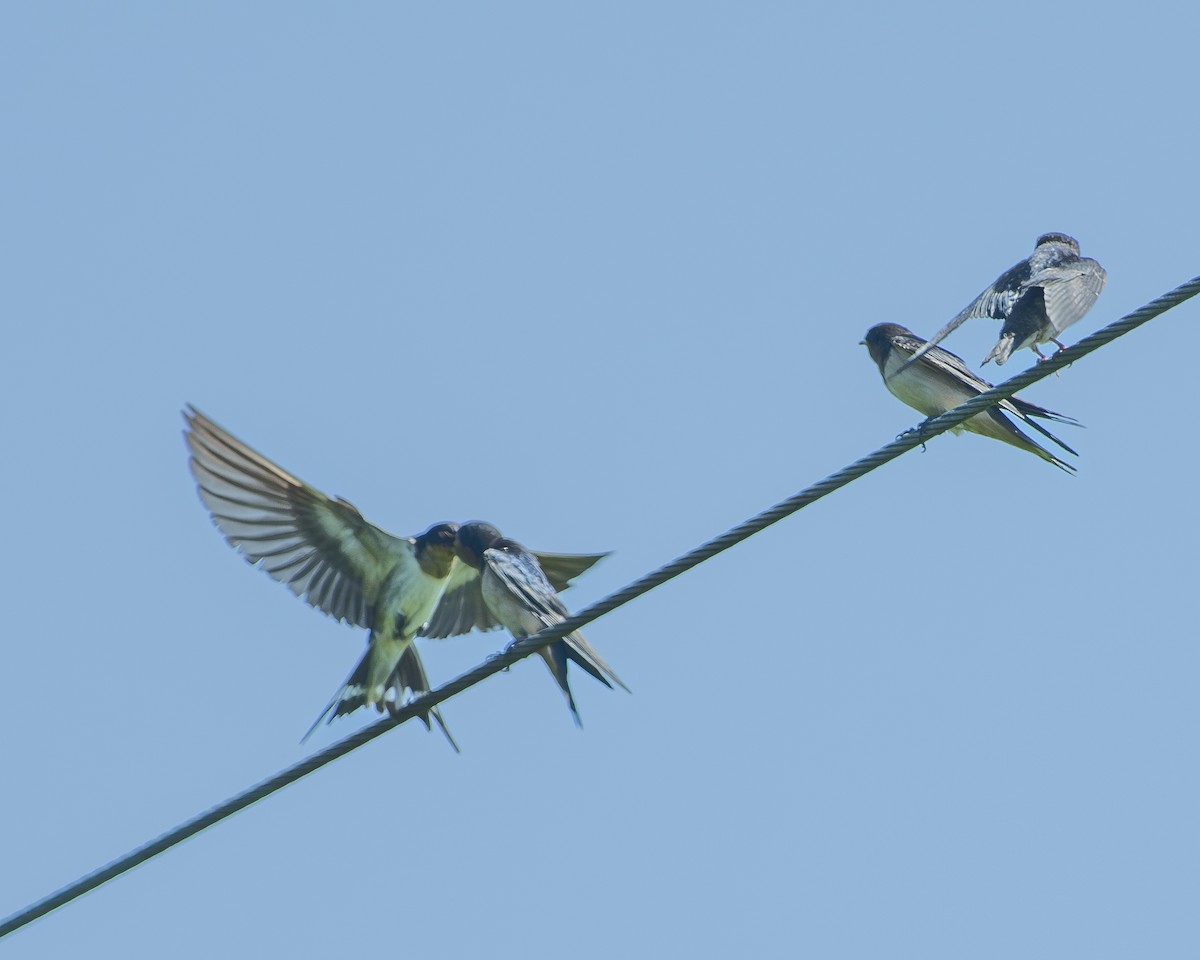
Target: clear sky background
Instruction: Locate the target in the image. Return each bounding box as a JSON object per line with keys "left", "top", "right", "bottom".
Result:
{"left": 3, "top": 4, "right": 1198, "bottom": 957}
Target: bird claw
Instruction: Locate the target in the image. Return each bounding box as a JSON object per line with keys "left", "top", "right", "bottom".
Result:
{"left": 485, "top": 651, "right": 511, "bottom": 672}
{"left": 897, "top": 421, "right": 930, "bottom": 452}
{"left": 1036, "top": 345, "right": 1066, "bottom": 376}
{"left": 1051, "top": 340, "right": 1069, "bottom": 374}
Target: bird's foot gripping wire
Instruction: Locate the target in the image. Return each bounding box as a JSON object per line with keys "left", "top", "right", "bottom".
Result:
{"left": 1036, "top": 341, "right": 1067, "bottom": 375}
{"left": 485, "top": 650, "right": 512, "bottom": 672}
{"left": 897, "top": 420, "right": 932, "bottom": 452}
{"left": 1052, "top": 339, "right": 1070, "bottom": 372}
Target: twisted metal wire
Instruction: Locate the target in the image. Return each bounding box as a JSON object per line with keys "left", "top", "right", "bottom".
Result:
{"left": 3, "top": 274, "right": 1197, "bottom": 941}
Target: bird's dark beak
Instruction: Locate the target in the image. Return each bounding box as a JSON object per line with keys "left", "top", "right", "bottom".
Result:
{"left": 858, "top": 339, "right": 866, "bottom": 346}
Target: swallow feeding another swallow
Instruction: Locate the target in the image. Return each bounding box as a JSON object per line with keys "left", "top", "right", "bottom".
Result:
{"left": 413, "top": 521, "right": 628, "bottom": 726}
{"left": 185, "top": 407, "right": 617, "bottom": 743}
{"left": 900, "top": 232, "right": 1106, "bottom": 372}
{"left": 184, "top": 407, "right": 462, "bottom": 746}
{"left": 862, "top": 324, "right": 1081, "bottom": 472}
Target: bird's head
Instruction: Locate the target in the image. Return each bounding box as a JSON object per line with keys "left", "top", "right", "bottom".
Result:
{"left": 415, "top": 521, "right": 460, "bottom": 578}
{"left": 455, "top": 521, "right": 503, "bottom": 570}
{"left": 1035, "top": 232, "right": 1080, "bottom": 253}
{"left": 861, "top": 323, "right": 912, "bottom": 367}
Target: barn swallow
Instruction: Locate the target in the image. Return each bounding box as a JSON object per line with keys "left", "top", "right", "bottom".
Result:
{"left": 862, "top": 324, "right": 1081, "bottom": 472}
{"left": 418, "top": 521, "right": 627, "bottom": 725}
{"left": 183, "top": 407, "right": 459, "bottom": 748}
{"left": 421, "top": 543, "right": 608, "bottom": 639}
{"left": 899, "top": 232, "right": 1106, "bottom": 372}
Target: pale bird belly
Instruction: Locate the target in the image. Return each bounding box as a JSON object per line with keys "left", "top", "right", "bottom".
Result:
{"left": 886, "top": 367, "right": 972, "bottom": 422}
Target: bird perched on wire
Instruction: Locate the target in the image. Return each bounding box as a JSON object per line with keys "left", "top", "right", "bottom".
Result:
{"left": 184, "top": 406, "right": 462, "bottom": 746}
{"left": 415, "top": 520, "right": 627, "bottom": 725}
{"left": 862, "top": 323, "right": 1081, "bottom": 472}
{"left": 898, "top": 232, "right": 1106, "bottom": 373}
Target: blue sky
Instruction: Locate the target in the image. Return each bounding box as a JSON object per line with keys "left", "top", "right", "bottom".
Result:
{"left": 3, "top": 4, "right": 1198, "bottom": 957}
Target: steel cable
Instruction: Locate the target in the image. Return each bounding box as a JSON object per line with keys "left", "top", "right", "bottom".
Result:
{"left": 3, "top": 274, "right": 1197, "bottom": 940}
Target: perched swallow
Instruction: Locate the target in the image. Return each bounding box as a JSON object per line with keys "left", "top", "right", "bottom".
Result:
{"left": 419, "top": 521, "right": 627, "bottom": 725}
{"left": 901, "top": 232, "right": 1107, "bottom": 371}
{"left": 862, "top": 323, "right": 1081, "bottom": 472}
{"left": 183, "top": 406, "right": 459, "bottom": 748}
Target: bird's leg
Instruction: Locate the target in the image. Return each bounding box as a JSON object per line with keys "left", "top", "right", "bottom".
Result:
{"left": 897, "top": 418, "right": 933, "bottom": 451}
{"left": 496, "top": 635, "right": 531, "bottom": 668}
{"left": 1037, "top": 340, "right": 1067, "bottom": 375}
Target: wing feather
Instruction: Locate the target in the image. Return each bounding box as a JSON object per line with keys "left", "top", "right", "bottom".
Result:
{"left": 534, "top": 551, "right": 608, "bottom": 592}
{"left": 184, "top": 406, "right": 412, "bottom": 628}
{"left": 419, "top": 561, "right": 496, "bottom": 638}
{"left": 1040, "top": 260, "right": 1107, "bottom": 335}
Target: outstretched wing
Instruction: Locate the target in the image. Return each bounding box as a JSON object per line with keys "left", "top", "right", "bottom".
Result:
{"left": 184, "top": 406, "right": 413, "bottom": 628}
{"left": 947, "top": 258, "right": 1030, "bottom": 325}
{"left": 891, "top": 257, "right": 1031, "bottom": 377}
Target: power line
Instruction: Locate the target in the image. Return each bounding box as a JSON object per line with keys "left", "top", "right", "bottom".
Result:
{"left": 3, "top": 274, "right": 1198, "bottom": 941}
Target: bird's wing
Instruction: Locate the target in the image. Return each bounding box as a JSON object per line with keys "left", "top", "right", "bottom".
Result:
{"left": 530, "top": 551, "right": 608, "bottom": 593}
{"left": 420, "top": 560, "right": 496, "bottom": 638}
{"left": 950, "top": 268, "right": 1028, "bottom": 325}
{"left": 894, "top": 333, "right": 992, "bottom": 393}
{"left": 485, "top": 548, "right": 570, "bottom": 624}
{"left": 891, "top": 259, "right": 1030, "bottom": 376}
{"left": 184, "top": 406, "right": 412, "bottom": 628}
{"left": 1038, "top": 259, "right": 1107, "bottom": 335}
